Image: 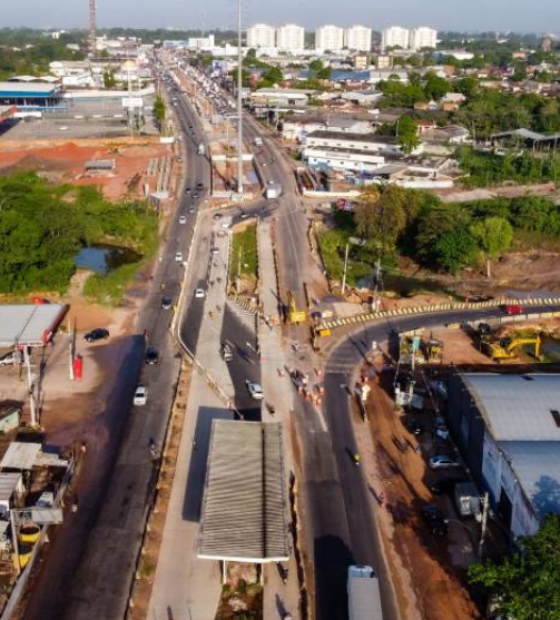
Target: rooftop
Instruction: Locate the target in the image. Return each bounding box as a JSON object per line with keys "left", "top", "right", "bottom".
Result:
{"left": 0, "top": 304, "right": 68, "bottom": 348}
{"left": 0, "top": 81, "right": 61, "bottom": 97}
{"left": 463, "top": 374, "right": 560, "bottom": 441}
{"left": 198, "top": 420, "right": 289, "bottom": 563}
{"left": 307, "top": 130, "right": 397, "bottom": 144}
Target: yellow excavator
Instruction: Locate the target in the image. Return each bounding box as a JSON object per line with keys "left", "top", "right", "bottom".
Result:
{"left": 486, "top": 336, "right": 542, "bottom": 361}
{"left": 287, "top": 290, "right": 307, "bottom": 325}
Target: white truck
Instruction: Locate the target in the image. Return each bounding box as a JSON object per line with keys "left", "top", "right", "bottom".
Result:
{"left": 348, "top": 565, "right": 383, "bottom": 620}
{"left": 265, "top": 183, "right": 282, "bottom": 199}
{"left": 198, "top": 143, "right": 206, "bottom": 156}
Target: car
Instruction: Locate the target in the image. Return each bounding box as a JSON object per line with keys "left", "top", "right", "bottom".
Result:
{"left": 502, "top": 304, "right": 524, "bottom": 315}
{"left": 421, "top": 504, "right": 449, "bottom": 536}
{"left": 195, "top": 288, "right": 206, "bottom": 298}
{"left": 213, "top": 212, "right": 223, "bottom": 220}
{"left": 188, "top": 205, "right": 196, "bottom": 214}
{"left": 429, "top": 454, "right": 461, "bottom": 470}
{"left": 196, "top": 182, "right": 204, "bottom": 190}
{"left": 178, "top": 215, "right": 187, "bottom": 225}
{"left": 185, "top": 187, "right": 191, "bottom": 193}
{"left": 175, "top": 251, "right": 184, "bottom": 262}
{"left": 429, "top": 477, "right": 467, "bottom": 495}
{"left": 85, "top": 328, "right": 110, "bottom": 343}
{"left": 192, "top": 192, "right": 199, "bottom": 198}
{"left": 133, "top": 385, "right": 148, "bottom": 406}
{"left": 176, "top": 157, "right": 183, "bottom": 163}
{"left": 161, "top": 295, "right": 173, "bottom": 310}
{"left": 240, "top": 210, "right": 249, "bottom": 219}
{"left": 246, "top": 380, "right": 264, "bottom": 400}
{"left": 210, "top": 247, "right": 220, "bottom": 255}
{"left": 145, "top": 347, "right": 159, "bottom": 365}
{"left": 405, "top": 419, "right": 424, "bottom": 436}
{"left": 36, "top": 491, "right": 55, "bottom": 509}
{"left": 221, "top": 221, "right": 231, "bottom": 229}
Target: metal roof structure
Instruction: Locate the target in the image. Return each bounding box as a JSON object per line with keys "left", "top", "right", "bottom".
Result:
{"left": 0, "top": 304, "right": 68, "bottom": 348}
{"left": 0, "top": 473, "right": 23, "bottom": 503}
{"left": 463, "top": 374, "right": 560, "bottom": 441}
{"left": 1, "top": 443, "right": 41, "bottom": 471}
{"left": 198, "top": 420, "right": 290, "bottom": 563}
{"left": 0, "top": 81, "right": 61, "bottom": 98}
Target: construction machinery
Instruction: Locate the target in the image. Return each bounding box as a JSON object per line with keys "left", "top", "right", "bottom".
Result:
{"left": 485, "top": 336, "right": 541, "bottom": 361}
{"left": 425, "top": 338, "right": 444, "bottom": 361}
{"left": 287, "top": 291, "right": 306, "bottom": 325}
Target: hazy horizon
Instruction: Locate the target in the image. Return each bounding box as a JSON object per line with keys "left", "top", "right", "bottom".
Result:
{"left": 0, "top": 0, "right": 557, "bottom": 35}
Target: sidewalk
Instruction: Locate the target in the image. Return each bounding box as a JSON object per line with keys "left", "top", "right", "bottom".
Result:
{"left": 258, "top": 220, "right": 302, "bottom": 620}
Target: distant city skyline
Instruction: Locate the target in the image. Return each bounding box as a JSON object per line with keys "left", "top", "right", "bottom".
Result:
{"left": 0, "top": 0, "right": 557, "bottom": 34}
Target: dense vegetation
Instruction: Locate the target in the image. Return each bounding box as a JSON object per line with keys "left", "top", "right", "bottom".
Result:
{"left": 318, "top": 186, "right": 560, "bottom": 281}
{"left": 469, "top": 514, "right": 560, "bottom": 620}
{"left": 0, "top": 29, "right": 85, "bottom": 79}
{"left": 0, "top": 173, "right": 157, "bottom": 295}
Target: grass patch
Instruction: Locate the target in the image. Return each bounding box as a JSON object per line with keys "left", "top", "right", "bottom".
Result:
{"left": 231, "top": 223, "right": 258, "bottom": 283}
{"left": 316, "top": 227, "right": 376, "bottom": 286}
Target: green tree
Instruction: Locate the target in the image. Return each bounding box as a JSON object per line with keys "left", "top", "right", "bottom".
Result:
{"left": 397, "top": 115, "right": 419, "bottom": 153}
{"left": 103, "top": 69, "right": 117, "bottom": 89}
{"left": 309, "top": 59, "right": 324, "bottom": 72}
{"left": 469, "top": 514, "right": 560, "bottom": 620}
{"left": 153, "top": 95, "right": 166, "bottom": 131}
{"left": 471, "top": 216, "right": 513, "bottom": 276}
{"left": 423, "top": 71, "right": 451, "bottom": 100}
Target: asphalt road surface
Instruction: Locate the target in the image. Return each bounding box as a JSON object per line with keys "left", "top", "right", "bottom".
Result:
{"left": 21, "top": 72, "right": 211, "bottom": 620}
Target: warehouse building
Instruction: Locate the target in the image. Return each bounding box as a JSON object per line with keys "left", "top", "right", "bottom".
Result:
{"left": 0, "top": 82, "right": 62, "bottom": 109}
{"left": 449, "top": 373, "right": 560, "bottom": 538}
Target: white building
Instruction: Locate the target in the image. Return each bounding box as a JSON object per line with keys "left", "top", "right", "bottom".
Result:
{"left": 315, "top": 25, "right": 345, "bottom": 51}
{"left": 410, "top": 27, "right": 437, "bottom": 51}
{"left": 276, "top": 24, "right": 305, "bottom": 53}
{"left": 344, "top": 26, "right": 372, "bottom": 52}
{"left": 247, "top": 24, "right": 276, "bottom": 49}
{"left": 187, "top": 35, "right": 215, "bottom": 50}
{"left": 381, "top": 26, "right": 410, "bottom": 51}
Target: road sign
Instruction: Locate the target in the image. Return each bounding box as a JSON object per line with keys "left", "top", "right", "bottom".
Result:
{"left": 122, "top": 97, "right": 144, "bottom": 109}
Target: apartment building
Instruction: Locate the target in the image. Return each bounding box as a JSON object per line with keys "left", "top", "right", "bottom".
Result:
{"left": 344, "top": 26, "right": 372, "bottom": 52}
{"left": 246, "top": 24, "right": 276, "bottom": 49}
{"left": 315, "top": 25, "right": 345, "bottom": 51}
{"left": 381, "top": 26, "right": 410, "bottom": 51}
{"left": 410, "top": 27, "right": 437, "bottom": 50}
{"left": 276, "top": 24, "right": 305, "bottom": 53}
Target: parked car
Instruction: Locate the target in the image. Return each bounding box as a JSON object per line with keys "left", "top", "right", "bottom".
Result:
{"left": 161, "top": 296, "right": 173, "bottom": 310}
{"left": 195, "top": 288, "right": 206, "bottom": 299}
{"left": 421, "top": 504, "right": 449, "bottom": 536}
{"left": 145, "top": 347, "right": 159, "bottom": 365}
{"left": 85, "top": 328, "right": 109, "bottom": 343}
{"left": 429, "top": 454, "right": 461, "bottom": 470}
{"left": 175, "top": 251, "right": 184, "bottom": 262}
{"left": 502, "top": 304, "right": 524, "bottom": 315}
{"left": 133, "top": 385, "right": 148, "bottom": 406}
{"left": 246, "top": 380, "right": 264, "bottom": 400}
{"left": 220, "top": 343, "right": 233, "bottom": 362}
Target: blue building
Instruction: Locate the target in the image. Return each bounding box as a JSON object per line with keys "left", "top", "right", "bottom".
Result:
{"left": 0, "top": 82, "right": 63, "bottom": 109}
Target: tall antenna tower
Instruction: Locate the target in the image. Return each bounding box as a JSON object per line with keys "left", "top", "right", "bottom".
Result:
{"left": 88, "top": 0, "right": 97, "bottom": 54}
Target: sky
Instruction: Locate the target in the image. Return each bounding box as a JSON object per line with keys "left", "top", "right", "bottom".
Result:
{"left": 0, "top": 0, "right": 557, "bottom": 34}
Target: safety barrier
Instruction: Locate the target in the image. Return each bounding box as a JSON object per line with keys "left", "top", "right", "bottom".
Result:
{"left": 315, "top": 297, "right": 560, "bottom": 333}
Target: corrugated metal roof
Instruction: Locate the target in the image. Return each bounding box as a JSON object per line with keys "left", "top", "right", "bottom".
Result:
{"left": 1, "top": 443, "right": 41, "bottom": 471}
{"left": 198, "top": 420, "right": 290, "bottom": 562}
{"left": 0, "top": 473, "right": 22, "bottom": 502}
{"left": 0, "top": 304, "right": 68, "bottom": 347}
{"left": 0, "top": 81, "right": 60, "bottom": 96}
{"left": 463, "top": 374, "right": 560, "bottom": 441}
{"left": 502, "top": 441, "right": 560, "bottom": 517}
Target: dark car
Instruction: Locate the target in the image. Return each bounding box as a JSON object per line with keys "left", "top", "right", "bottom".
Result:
{"left": 185, "top": 187, "right": 191, "bottom": 193}
{"left": 213, "top": 212, "right": 223, "bottom": 220}
{"left": 421, "top": 505, "right": 449, "bottom": 536}
{"left": 85, "top": 328, "right": 110, "bottom": 343}
{"left": 405, "top": 419, "right": 424, "bottom": 436}
{"left": 429, "top": 478, "right": 462, "bottom": 495}
{"left": 161, "top": 296, "right": 173, "bottom": 310}
{"left": 196, "top": 182, "right": 204, "bottom": 191}
{"left": 145, "top": 347, "right": 159, "bottom": 365}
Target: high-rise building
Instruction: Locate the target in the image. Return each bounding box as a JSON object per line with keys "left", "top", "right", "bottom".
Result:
{"left": 315, "top": 25, "right": 345, "bottom": 51}
{"left": 381, "top": 26, "right": 410, "bottom": 51}
{"left": 246, "top": 24, "right": 276, "bottom": 49}
{"left": 276, "top": 24, "right": 305, "bottom": 52}
{"left": 344, "top": 26, "right": 372, "bottom": 52}
{"left": 410, "top": 27, "right": 437, "bottom": 50}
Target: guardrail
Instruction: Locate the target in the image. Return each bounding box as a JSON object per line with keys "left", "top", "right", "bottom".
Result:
{"left": 315, "top": 297, "right": 560, "bottom": 333}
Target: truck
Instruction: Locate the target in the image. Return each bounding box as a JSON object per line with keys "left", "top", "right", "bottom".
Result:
{"left": 454, "top": 482, "right": 482, "bottom": 518}
{"left": 265, "top": 183, "right": 282, "bottom": 199}
{"left": 348, "top": 565, "right": 383, "bottom": 620}
{"left": 254, "top": 137, "right": 263, "bottom": 147}
{"left": 197, "top": 143, "right": 206, "bottom": 156}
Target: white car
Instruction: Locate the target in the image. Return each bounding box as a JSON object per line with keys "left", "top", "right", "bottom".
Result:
{"left": 246, "top": 380, "right": 264, "bottom": 400}
{"left": 175, "top": 251, "right": 184, "bottom": 262}
{"left": 134, "top": 385, "right": 148, "bottom": 406}
{"left": 195, "top": 288, "right": 206, "bottom": 298}
{"left": 429, "top": 455, "right": 461, "bottom": 470}
{"left": 179, "top": 215, "right": 187, "bottom": 224}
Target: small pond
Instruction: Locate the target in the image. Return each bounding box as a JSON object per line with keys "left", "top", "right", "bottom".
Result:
{"left": 74, "top": 244, "right": 142, "bottom": 276}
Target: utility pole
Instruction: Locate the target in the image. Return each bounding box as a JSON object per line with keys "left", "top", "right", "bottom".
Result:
{"left": 23, "top": 347, "right": 37, "bottom": 428}
{"left": 341, "top": 242, "right": 350, "bottom": 296}
{"left": 478, "top": 492, "right": 490, "bottom": 558}
{"left": 88, "top": 0, "right": 97, "bottom": 55}
{"left": 236, "top": 0, "right": 244, "bottom": 196}
{"left": 68, "top": 318, "right": 76, "bottom": 381}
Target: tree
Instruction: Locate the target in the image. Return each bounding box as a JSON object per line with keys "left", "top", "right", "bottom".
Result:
{"left": 397, "top": 116, "right": 419, "bottom": 153}
{"left": 469, "top": 514, "right": 560, "bottom": 620}
{"left": 103, "top": 69, "right": 117, "bottom": 89}
{"left": 423, "top": 71, "right": 451, "bottom": 100}
{"left": 153, "top": 96, "right": 166, "bottom": 131}
{"left": 471, "top": 216, "right": 513, "bottom": 276}
{"left": 258, "top": 66, "right": 283, "bottom": 88}
{"left": 309, "top": 59, "right": 324, "bottom": 72}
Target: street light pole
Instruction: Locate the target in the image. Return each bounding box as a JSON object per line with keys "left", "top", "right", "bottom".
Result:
{"left": 236, "top": 0, "right": 244, "bottom": 196}
{"left": 341, "top": 242, "right": 350, "bottom": 296}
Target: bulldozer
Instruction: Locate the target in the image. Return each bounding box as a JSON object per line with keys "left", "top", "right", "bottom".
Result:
{"left": 485, "top": 335, "right": 542, "bottom": 361}
{"left": 287, "top": 290, "right": 306, "bottom": 325}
